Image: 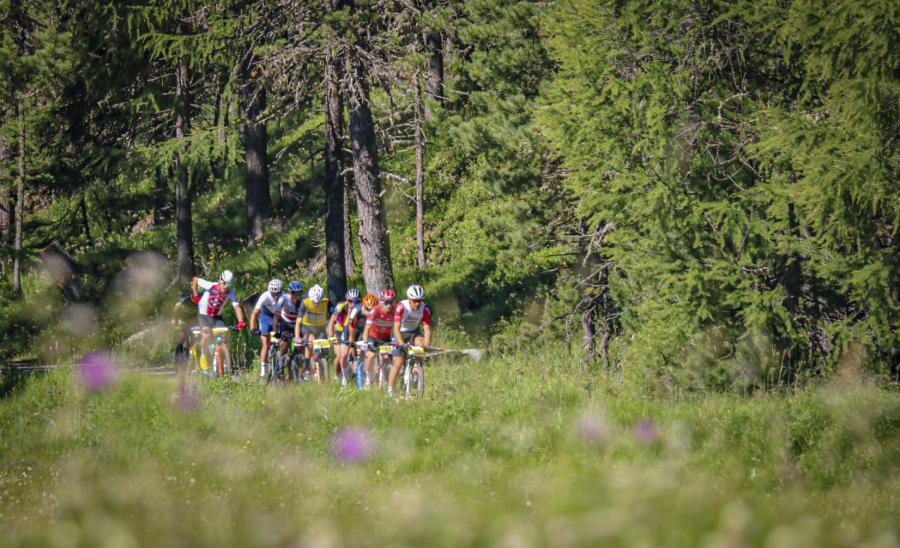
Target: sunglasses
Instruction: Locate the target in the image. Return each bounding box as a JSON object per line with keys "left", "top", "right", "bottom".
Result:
{"left": 411, "top": 299, "right": 423, "bottom": 304}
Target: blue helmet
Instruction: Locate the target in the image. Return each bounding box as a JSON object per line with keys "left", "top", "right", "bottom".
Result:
{"left": 288, "top": 280, "right": 304, "bottom": 293}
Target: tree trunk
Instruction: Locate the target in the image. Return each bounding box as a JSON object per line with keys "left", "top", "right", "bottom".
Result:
{"left": 241, "top": 68, "right": 270, "bottom": 243}
{"left": 0, "top": 131, "right": 10, "bottom": 256}
{"left": 13, "top": 98, "right": 25, "bottom": 296}
{"left": 423, "top": 31, "right": 444, "bottom": 123}
{"left": 343, "top": 178, "right": 356, "bottom": 278}
{"left": 345, "top": 49, "right": 394, "bottom": 293}
{"left": 323, "top": 44, "right": 347, "bottom": 302}
{"left": 152, "top": 165, "right": 166, "bottom": 225}
{"left": 174, "top": 61, "right": 194, "bottom": 286}
{"left": 413, "top": 72, "right": 426, "bottom": 270}
{"left": 80, "top": 193, "right": 92, "bottom": 246}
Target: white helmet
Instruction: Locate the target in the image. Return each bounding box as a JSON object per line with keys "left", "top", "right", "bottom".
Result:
{"left": 406, "top": 284, "right": 425, "bottom": 300}
{"left": 309, "top": 284, "right": 325, "bottom": 303}
{"left": 220, "top": 270, "right": 234, "bottom": 285}
{"left": 268, "top": 278, "right": 283, "bottom": 294}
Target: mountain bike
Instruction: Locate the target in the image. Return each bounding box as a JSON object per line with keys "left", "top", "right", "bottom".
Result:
{"left": 189, "top": 326, "right": 234, "bottom": 378}
{"left": 308, "top": 338, "right": 332, "bottom": 383}
{"left": 400, "top": 345, "right": 426, "bottom": 398}
{"left": 265, "top": 331, "right": 295, "bottom": 384}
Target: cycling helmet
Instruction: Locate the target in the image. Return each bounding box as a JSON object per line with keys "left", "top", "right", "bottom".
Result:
{"left": 406, "top": 284, "right": 425, "bottom": 300}
{"left": 362, "top": 293, "right": 377, "bottom": 308}
{"left": 220, "top": 270, "right": 234, "bottom": 286}
{"left": 309, "top": 284, "right": 325, "bottom": 303}
{"left": 288, "top": 280, "right": 304, "bottom": 293}
{"left": 379, "top": 288, "right": 396, "bottom": 303}
{"left": 345, "top": 287, "right": 361, "bottom": 301}
{"left": 268, "top": 279, "right": 283, "bottom": 294}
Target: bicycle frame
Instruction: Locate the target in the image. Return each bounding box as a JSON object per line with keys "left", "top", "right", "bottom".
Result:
{"left": 190, "top": 326, "right": 232, "bottom": 378}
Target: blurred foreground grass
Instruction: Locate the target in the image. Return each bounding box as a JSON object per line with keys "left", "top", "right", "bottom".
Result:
{"left": 1, "top": 348, "right": 898, "bottom": 547}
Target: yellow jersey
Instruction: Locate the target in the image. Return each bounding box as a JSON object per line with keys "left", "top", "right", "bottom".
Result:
{"left": 301, "top": 297, "right": 330, "bottom": 327}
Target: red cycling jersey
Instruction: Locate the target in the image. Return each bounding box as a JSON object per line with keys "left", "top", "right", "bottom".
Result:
{"left": 365, "top": 303, "right": 394, "bottom": 339}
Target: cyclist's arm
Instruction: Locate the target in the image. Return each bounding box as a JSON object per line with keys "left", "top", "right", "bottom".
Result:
{"left": 249, "top": 307, "right": 260, "bottom": 331}
{"left": 393, "top": 320, "right": 405, "bottom": 346}
{"left": 191, "top": 277, "right": 200, "bottom": 299}
{"left": 294, "top": 317, "right": 301, "bottom": 341}
{"left": 232, "top": 301, "right": 246, "bottom": 324}
{"left": 422, "top": 306, "right": 433, "bottom": 346}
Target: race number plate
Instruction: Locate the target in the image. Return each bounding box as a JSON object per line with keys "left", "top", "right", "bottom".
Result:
{"left": 378, "top": 345, "right": 394, "bottom": 354}
{"left": 312, "top": 339, "right": 332, "bottom": 349}
{"left": 408, "top": 346, "right": 425, "bottom": 355}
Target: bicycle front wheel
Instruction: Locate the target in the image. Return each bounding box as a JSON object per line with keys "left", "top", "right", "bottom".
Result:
{"left": 411, "top": 363, "right": 424, "bottom": 398}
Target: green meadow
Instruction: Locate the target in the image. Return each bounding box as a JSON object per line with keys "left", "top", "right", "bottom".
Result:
{"left": 2, "top": 349, "right": 897, "bottom": 547}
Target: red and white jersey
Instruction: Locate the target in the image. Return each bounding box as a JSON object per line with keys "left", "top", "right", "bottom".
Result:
{"left": 276, "top": 294, "right": 301, "bottom": 324}
{"left": 393, "top": 299, "right": 431, "bottom": 332}
{"left": 254, "top": 291, "right": 282, "bottom": 314}
{"left": 365, "top": 303, "right": 395, "bottom": 339}
{"left": 197, "top": 279, "right": 239, "bottom": 317}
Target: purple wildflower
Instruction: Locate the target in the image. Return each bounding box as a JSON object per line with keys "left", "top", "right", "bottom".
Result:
{"left": 330, "top": 427, "right": 373, "bottom": 463}
{"left": 634, "top": 419, "right": 659, "bottom": 444}
{"left": 78, "top": 351, "right": 118, "bottom": 392}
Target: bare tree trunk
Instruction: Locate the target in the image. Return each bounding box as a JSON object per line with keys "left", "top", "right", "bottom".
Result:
{"left": 0, "top": 131, "right": 9, "bottom": 262}
{"left": 343, "top": 178, "right": 356, "bottom": 278}
{"left": 152, "top": 165, "right": 166, "bottom": 225}
{"left": 413, "top": 72, "right": 426, "bottom": 270}
{"left": 13, "top": 98, "right": 25, "bottom": 296}
{"left": 241, "top": 69, "right": 270, "bottom": 243}
{"left": 423, "top": 31, "right": 444, "bottom": 123}
{"left": 80, "top": 193, "right": 92, "bottom": 246}
{"left": 174, "top": 61, "right": 194, "bottom": 286}
{"left": 323, "top": 44, "right": 347, "bottom": 302}
{"left": 345, "top": 48, "right": 394, "bottom": 293}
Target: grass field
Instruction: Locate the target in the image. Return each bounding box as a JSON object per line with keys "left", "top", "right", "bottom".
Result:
{"left": 1, "top": 348, "right": 898, "bottom": 547}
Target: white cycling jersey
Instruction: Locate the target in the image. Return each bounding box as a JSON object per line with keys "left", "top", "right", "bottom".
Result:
{"left": 394, "top": 299, "right": 432, "bottom": 333}
{"left": 254, "top": 291, "right": 282, "bottom": 315}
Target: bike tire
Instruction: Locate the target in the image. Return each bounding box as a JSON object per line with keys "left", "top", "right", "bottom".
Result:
{"left": 317, "top": 356, "right": 328, "bottom": 384}
{"left": 411, "top": 363, "right": 424, "bottom": 398}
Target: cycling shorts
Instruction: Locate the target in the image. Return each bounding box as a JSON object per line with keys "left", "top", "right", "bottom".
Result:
{"left": 259, "top": 308, "right": 276, "bottom": 335}
{"left": 301, "top": 325, "right": 326, "bottom": 339}
{"left": 337, "top": 328, "right": 359, "bottom": 345}
{"left": 198, "top": 314, "right": 226, "bottom": 329}
{"left": 366, "top": 337, "right": 403, "bottom": 358}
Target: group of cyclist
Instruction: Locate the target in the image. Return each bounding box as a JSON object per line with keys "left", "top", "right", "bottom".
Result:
{"left": 183, "top": 269, "right": 432, "bottom": 396}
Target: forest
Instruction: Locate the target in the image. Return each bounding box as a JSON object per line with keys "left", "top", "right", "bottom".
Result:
{"left": 1, "top": 2, "right": 899, "bottom": 546}
{"left": 0, "top": 0, "right": 898, "bottom": 383}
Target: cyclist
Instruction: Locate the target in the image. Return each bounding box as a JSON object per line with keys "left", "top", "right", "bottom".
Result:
{"left": 293, "top": 284, "right": 330, "bottom": 380}
{"left": 273, "top": 280, "right": 304, "bottom": 379}
{"left": 172, "top": 293, "right": 197, "bottom": 366}
{"left": 361, "top": 288, "right": 397, "bottom": 388}
{"left": 387, "top": 284, "right": 432, "bottom": 396}
{"left": 327, "top": 288, "right": 362, "bottom": 385}
{"left": 191, "top": 270, "right": 246, "bottom": 372}
{"left": 249, "top": 279, "right": 283, "bottom": 382}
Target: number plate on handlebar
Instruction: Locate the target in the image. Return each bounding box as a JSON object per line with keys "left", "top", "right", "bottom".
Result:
{"left": 312, "top": 339, "right": 332, "bottom": 349}
{"left": 211, "top": 327, "right": 230, "bottom": 334}
{"left": 408, "top": 346, "right": 425, "bottom": 355}
{"left": 378, "top": 345, "right": 394, "bottom": 354}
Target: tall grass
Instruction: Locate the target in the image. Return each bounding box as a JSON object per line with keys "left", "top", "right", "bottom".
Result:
{"left": 1, "top": 347, "right": 898, "bottom": 547}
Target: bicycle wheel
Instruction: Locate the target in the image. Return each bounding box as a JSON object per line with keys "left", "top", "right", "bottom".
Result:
{"left": 410, "top": 362, "right": 424, "bottom": 398}
{"left": 266, "top": 345, "right": 279, "bottom": 383}
{"left": 317, "top": 355, "right": 328, "bottom": 383}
